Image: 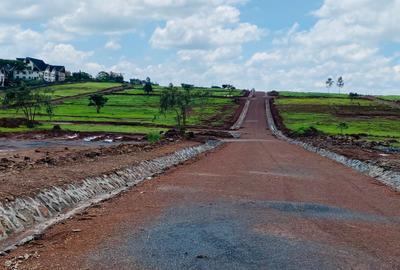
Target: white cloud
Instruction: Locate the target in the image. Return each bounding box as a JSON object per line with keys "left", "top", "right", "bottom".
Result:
{"left": 1, "top": 0, "right": 400, "bottom": 94}
{"left": 45, "top": 0, "right": 249, "bottom": 35}
{"left": 150, "top": 5, "right": 263, "bottom": 49}
{"left": 239, "top": 0, "right": 400, "bottom": 94}
{"left": 178, "top": 46, "right": 242, "bottom": 63}
{"left": 105, "top": 40, "right": 122, "bottom": 50}
{"left": 38, "top": 43, "right": 93, "bottom": 65}
{"left": 0, "top": 24, "right": 44, "bottom": 58}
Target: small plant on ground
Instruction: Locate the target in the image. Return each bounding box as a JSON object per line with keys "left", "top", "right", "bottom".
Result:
{"left": 88, "top": 94, "right": 108, "bottom": 113}
{"left": 294, "top": 126, "right": 320, "bottom": 137}
{"left": 337, "top": 122, "right": 349, "bottom": 135}
{"left": 146, "top": 132, "right": 161, "bottom": 143}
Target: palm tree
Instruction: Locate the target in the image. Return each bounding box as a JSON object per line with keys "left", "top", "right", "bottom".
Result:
{"left": 337, "top": 76, "right": 344, "bottom": 94}
{"left": 326, "top": 78, "right": 334, "bottom": 94}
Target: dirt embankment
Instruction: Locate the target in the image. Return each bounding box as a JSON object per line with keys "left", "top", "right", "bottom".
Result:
{"left": 269, "top": 99, "right": 400, "bottom": 172}
{"left": 0, "top": 139, "right": 198, "bottom": 203}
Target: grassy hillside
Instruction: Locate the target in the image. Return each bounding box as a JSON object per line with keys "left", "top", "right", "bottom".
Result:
{"left": 43, "top": 82, "right": 123, "bottom": 99}
{"left": 274, "top": 93, "right": 400, "bottom": 145}
{"left": 278, "top": 91, "right": 349, "bottom": 98}
{"left": 0, "top": 85, "right": 243, "bottom": 134}
{"left": 378, "top": 95, "right": 400, "bottom": 101}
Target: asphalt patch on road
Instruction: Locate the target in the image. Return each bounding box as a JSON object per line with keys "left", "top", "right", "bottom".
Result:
{"left": 87, "top": 200, "right": 391, "bottom": 269}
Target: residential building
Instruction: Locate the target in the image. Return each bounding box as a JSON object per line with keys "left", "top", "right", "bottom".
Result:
{"left": 14, "top": 57, "right": 47, "bottom": 81}
{"left": 13, "top": 57, "right": 66, "bottom": 82}
{"left": 0, "top": 63, "right": 16, "bottom": 87}
{"left": 0, "top": 68, "right": 5, "bottom": 87}
{"left": 44, "top": 65, "right": 66, "bottom": 82}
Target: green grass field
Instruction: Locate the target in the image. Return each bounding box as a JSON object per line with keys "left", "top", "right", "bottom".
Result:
{"left": 0, "top": 84, "right": 241, "bottom": 134}
{"left": 41, "top": 82, "right": 123, "bottom": 99}
{"left": 275, "top": 96, "right": 400, "bottom": 145}
{"left": 278, "top": 91, "right": 349, "bottom": 98}
{"left": 378, "top": 95, "right": 400, "bottom": 101}
{"left": 122, "top": 85, "right": 244, "bottom": 97}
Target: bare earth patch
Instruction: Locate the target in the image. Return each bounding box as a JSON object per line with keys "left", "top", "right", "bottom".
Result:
{"left": 0, "top": 140, "right": 198, "bottom": 202}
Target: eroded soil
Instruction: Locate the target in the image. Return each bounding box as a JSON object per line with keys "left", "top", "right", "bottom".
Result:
{"left": 0, "top": 139, "right": 197, "bottom": 202}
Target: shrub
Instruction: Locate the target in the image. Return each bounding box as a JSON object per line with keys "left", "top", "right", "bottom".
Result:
{"left": 146, "top": 132, "right": 161, "bottom": 143}
{"left": 293, "top": 126, "right": 321, "bottom": 137}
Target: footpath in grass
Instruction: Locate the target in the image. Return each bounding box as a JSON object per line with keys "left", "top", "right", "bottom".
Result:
{"left": 274, "top": 92, "right": 400, "bottom": 145}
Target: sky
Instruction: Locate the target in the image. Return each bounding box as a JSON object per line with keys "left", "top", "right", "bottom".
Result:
{"left": 0, "top": 0, "right": 400, "bottom": 95}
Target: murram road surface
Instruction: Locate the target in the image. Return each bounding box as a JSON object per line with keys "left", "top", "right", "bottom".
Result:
{"left": 11, "top": 92, "right": 400, "bottom": 269}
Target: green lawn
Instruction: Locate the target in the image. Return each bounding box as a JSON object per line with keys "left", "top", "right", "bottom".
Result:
{"left": 280, "top": 112, "right": 400, "bottom": 138}
{"left": 122, "top": 86, "right": 244, "bottom": 97}
{"left": 278, "top": 91, "right": 349, "bottom": 98}
{"left": 378, "top": 95, "right": 400, "bottom": 101}
{"left": 275, "top": 97, "right": 400, "bottom": 144}
{"left": 39, "top": 82, "right": 122, "bottom": 99}
{"left": 0, "top": 86, "right": 241, "bottom": 134}
{"left": 276, "top": 97, "right": 374, "bottom": 106}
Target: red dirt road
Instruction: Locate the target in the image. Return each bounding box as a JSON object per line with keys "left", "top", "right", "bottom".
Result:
{"left": 3, "top": 93, "right": 400, "bottom": 269}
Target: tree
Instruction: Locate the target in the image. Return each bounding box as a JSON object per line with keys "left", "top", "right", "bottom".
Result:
{"left": 96, "top": 71, "right": 110, "bottom": 81}
{"left": 337, "top": 76, "right": 344, "bottom": 94}
{"left": 70, "top": 71, "right": 92, "bottom": 81}
{"left": 109, "top": 72, "right": 124, "bottom": 83}
{"left": 159, "top": 84, "right": 192, "bottom": 131}
{"left": 144, "top": 81, "right": 153, "bottom": 95}
{"left": 88, "top": 94, "right": 108, "bottom": 113}
{"left": 326, "top": 78, "right": 334, "bottom": 93}
{"left": 46, "top": 103, "right": 55, "bottom": 120}
{"left": 195, "top": 89, "right": 210, "bottom": 120}
{"left": 349, "top": 92, "right": 359, "bottom": 103}
{"left": 2, "top": 85, "right": 52, "bottom": 128}
{"left": 337, "top": 122, "right": 349, "bottom": 135}
{"left": 0, "top": 59, "right": 26, "bottom": 71}
{"left": 181, "top": 83, "right": 194, "bottom": 91}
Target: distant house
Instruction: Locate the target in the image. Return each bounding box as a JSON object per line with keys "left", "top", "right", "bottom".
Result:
{"left": 13, "top": 57, "right": 66, "bottom": 83}
{"left": 0, "top": 63, "right": 17, "bottom": 87}
{"left": 44, "top": 65, "right": 66, "bottom": 82}
{"left": 0, "top": 68, "right": 5, "bottom": 87}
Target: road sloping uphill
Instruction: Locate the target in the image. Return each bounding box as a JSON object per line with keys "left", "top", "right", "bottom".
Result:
{"left": 5, "top": 92, "right": 400, "bottom": 270}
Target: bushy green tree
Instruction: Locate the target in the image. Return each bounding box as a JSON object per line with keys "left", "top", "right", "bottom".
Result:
{"left": 144, "top": 82, "right": 153, "bottom": 95}
{"left": 2, "top": 85, "right": 52, "bottom": 127}
{"left": 88, "top": 94, "right": 108, "bottom": 113}
{"left": 337, "top": 122, "right": 349, "bottom": 135}
{"left": 159, "top": 84, "right": 193, "bottom": 131}
{"left": 96, "top": 71, "right": 110, "bottom": 81}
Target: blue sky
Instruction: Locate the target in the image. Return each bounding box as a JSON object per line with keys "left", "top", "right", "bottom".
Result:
{"left": 0, "top": 0, "right": 399, "bottom": 94}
